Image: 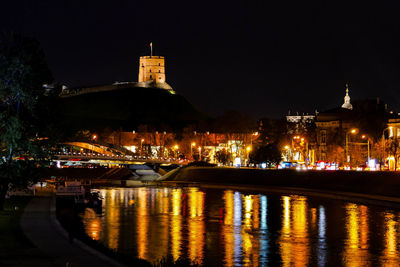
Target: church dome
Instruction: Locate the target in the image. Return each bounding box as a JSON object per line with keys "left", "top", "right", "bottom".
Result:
{"left": 341, "top": 84, "right": 353, "bottom": 110}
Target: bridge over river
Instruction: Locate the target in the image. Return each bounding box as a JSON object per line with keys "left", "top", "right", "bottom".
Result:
{"left": 53, "top": 140, "right": 187, "bottom": 166}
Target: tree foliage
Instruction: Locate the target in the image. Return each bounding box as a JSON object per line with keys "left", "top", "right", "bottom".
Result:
{"left": 249, "top": 143, "right": 281, "bottom": 167}
{"left": 215, "top": 149, "right": 232, "bottom": 165}
{"left": 0, "top": 33, "right": 53, "bottom": 210}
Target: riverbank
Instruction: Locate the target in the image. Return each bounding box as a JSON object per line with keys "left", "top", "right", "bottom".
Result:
{"left": 0, "top": 196, "right": 55, "bottom": 266}
{"left": 20, "top": 196, "right": 128, "bottom": 267}
{"left": 162, "top": 167, "right": 400, "bottom": 203}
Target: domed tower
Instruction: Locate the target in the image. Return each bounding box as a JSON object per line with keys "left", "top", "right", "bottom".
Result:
{"left": 341, "top": 83, "right": 353, "bottom": 110}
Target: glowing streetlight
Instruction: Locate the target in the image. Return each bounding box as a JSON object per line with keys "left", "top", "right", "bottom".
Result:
{"left": 92, "top": 134, "right": 97, "bottom": 141}
{"left": 140, "top": 139, "right": 145, "bottom": 156}
{"left": 190, "top": 142, "right": 196, "bottom": 160}
{"left": 346, "top": 128, "right": 358, "bottom": 163}
{"left": 361, "top": 134, "right": 371, "bottom": 161}
{"left": 172, "top": 144, "right": 179, "bottom": 159}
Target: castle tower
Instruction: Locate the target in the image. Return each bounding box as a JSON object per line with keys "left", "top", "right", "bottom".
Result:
{"left": 138, "top": 53, "right": 166, "bottom": 84}
{"left": 341, "top": 83, "right": 353, "bottom": 110}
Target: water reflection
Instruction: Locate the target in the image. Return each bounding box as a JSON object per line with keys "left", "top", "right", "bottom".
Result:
{"left": 343, "top": 203, "right": 370, "bottom": 266}
{"left": 80, "top": 187, "right": 400, "bottom": 266}
{"left": 171, "top": 188, "right": 182, "bottom": 261}
{"left": 279, "top": 196, "right": 310, "bottom": 266}
{"left": 380, "top": 212, "right": 400, "bottom": 264}
{"left": 187, "top": 188, "right": 205, "bottom": 265}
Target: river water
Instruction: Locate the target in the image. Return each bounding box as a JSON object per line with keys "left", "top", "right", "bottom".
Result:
{"left": 80, "top": 187, "right": 400, "bottom": 266}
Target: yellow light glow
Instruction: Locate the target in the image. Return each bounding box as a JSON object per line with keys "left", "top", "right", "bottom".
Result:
{"left": 188, "top": 187, "right": 205, "bottom": 265}
{"left": 351, "top": 129, "right": 357, "bottom": 134}
{"left": 191, "top": 142, "right": 196, "bottom": 147}
{"left": 284, "top": 145, "right": 290, "bottom": 150}
{"left": 246, "top": 146, "right": 252, "bottom": 152}
{"left": 171, "top": 189, "right": 182, "bottom": 261}
{"left": 174, "top": 145, "right": 179, "bottom": 150}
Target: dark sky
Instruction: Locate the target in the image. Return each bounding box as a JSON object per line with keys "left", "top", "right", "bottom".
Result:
{"left": 1, "top": 0, "right": 400, "bottom": 118}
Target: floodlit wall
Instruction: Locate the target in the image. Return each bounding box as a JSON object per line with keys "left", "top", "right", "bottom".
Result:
{"left": 138, "top": 56, "right": 166, "bottom": 83}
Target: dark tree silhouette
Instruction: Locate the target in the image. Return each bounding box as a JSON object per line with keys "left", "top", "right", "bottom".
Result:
{"left": 0, "top": 33, "right": 53, "bottom": 210}
{"left": 250, "top": 143, "right": 282, "bottom": 167}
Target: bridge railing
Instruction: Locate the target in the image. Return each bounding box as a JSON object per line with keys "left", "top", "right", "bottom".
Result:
{"left": 52, "top": 151, "right": 189, "bottom": 164}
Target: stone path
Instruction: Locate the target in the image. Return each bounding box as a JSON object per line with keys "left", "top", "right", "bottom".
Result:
{"left": 20, "top": 197, "right": 125, "bottom": 267}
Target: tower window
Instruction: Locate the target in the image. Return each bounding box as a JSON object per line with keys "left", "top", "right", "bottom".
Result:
{"left": 150, "top": 75, "right": 152, "bottom": 79}
{"left": 159, "top": 70, "right": 161, "bottom": 73}
{"left": 149, "top": 69, "right": 152, "bottom": 72}
{"left": 159, "top": 63, "right": 160, "bottom": 66}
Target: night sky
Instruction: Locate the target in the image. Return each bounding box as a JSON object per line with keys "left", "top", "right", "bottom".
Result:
{"left": 1, "top": 0, "right": 400, "bottom": 118}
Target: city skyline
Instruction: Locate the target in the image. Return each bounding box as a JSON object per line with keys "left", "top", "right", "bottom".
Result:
{"left": 1, "top": 0, "right": 400, "bottom": 118}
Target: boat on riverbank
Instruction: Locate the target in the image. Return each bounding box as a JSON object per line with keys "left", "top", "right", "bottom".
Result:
{"left": 56, "top": 181, "right": 85, "bottom": 206}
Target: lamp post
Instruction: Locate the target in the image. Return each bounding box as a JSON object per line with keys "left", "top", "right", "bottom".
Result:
{"left": 361, "top": 135, "right": 371, "bottom": 161}
{"left": 173, "top": 145, "right": 179, "bottom": 159}
{"left": 345, "top": 128, "right": 357, "bottom": 164}
{"left": 140, "top": 139, "right": 144, "bottom": 156}
{"left": 191, "top": 142, "right": 196, "bottom": 160}
{"left": 246, "top": 145, "right": 252, "bottom": 166}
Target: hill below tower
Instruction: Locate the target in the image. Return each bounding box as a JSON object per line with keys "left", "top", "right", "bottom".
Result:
{"left": 58, "top": 85, "right": 208, "bottom": 133}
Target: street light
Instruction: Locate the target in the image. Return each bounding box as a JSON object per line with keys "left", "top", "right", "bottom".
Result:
{"left": 140, "top": 139, "right": 144, "bottom": 156}
{"left": 361, "top": 134, "right": 371, "bottom": 161}
{"left": 173, "top": 144, "right": 179, "bottom": 158}
{"left": 346, "top": 128, "right": 358, "bottom": 163}
{"left": 246, "top": 145, "right": 252, "bottom": 165}
{"left": 191, "top": 142, "right": 196, "bottom": 160}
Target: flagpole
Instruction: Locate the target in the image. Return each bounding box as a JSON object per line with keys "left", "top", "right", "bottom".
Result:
{"left": 150, "top": 42, "right": 153, "bottom": 57}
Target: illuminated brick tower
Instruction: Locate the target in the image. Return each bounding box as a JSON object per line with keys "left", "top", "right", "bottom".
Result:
{"left": 138, "top": 43, "right": 166, "bottom": 84}
{"left": 137, "top": 43, "right": 174, "bottom": 93}
{"left": 138, "top": 56, "right": 166, "bottom": 83}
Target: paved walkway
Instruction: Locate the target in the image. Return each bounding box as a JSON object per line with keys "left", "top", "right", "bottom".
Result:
{"left": 20, "top": 197, "right": 125, "bottom": 267}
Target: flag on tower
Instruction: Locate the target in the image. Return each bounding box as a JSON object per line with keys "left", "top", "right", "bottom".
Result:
{"left": 150, "top": 42, "right": 153, "bottom": 57}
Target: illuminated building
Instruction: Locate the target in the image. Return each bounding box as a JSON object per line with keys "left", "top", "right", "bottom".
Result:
{"left": 59, "top": 45, "right": 175, "bottom": 97}
{"left": 314, "top": 84, "right": 391, "bottom": 165}
{"left": 341, "top": 83, "right": 353, "bottom": 110}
